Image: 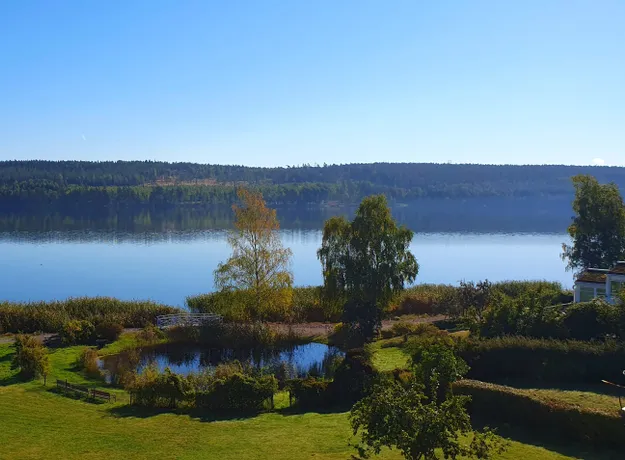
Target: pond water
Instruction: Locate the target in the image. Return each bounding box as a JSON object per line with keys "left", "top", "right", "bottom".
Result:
{"left": 100, "top": 342, "right": 343, "bottom": 380}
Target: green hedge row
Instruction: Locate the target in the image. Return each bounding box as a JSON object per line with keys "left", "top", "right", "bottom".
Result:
{"left": 0, "top": 297, "right": 180, "bottom": 334}
{"left": 454, "top": 379, "right": 625, "bottom": 449}
{"left": 457, "top": 336, "right": 625, "bottom": 384}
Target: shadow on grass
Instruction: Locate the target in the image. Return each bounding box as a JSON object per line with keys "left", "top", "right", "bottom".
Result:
{"left": 472, "top": 418, "right": 623, "bottom": 460}
{"left": 47, "top": 386, "right": 108, "bottom": 405}
{"left": 0, "top": 374, "right": 22, "bottom": 386}
{"left": 108, "top": 404, "right": 259, "bottom": 423}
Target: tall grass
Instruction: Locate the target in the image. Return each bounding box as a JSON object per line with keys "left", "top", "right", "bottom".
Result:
{"left": 186, "top": 286, "right": 342, "bottom": 323}
{"left": 0, "top": 297, "right": 180, "bottom": 334}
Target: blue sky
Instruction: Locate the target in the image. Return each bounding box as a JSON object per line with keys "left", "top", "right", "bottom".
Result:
{"left": 1, "top": 1, "right": 623, "bottom": 166}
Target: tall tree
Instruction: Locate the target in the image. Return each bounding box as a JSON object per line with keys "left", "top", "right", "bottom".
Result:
{"left": 317, "top": 195, "right": 418, "bottom": 343}
{"left": 562, "top": 175, "right": 625, "bottom": 272}
{"left": 214, "top": 189, "right": 293, "bottom": 319}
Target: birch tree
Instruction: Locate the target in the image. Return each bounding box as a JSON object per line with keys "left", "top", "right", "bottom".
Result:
{"left": 214, "top": 189, "right": 293, "bottom": 320}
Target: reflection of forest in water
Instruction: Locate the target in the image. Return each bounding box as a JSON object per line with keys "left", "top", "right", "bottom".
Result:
{"left": 0, "top": 196, "right": 572, "bottom": 242}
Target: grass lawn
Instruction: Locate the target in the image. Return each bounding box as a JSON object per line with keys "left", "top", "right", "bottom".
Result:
{"left": 0, "top": 341, "right": 619, "bottom": 460}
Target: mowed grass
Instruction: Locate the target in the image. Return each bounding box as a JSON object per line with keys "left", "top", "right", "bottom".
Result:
{"left": 0, "top": 342, "right": 615, "bottom": 460}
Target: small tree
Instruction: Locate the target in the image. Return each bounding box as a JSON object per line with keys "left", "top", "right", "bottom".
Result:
{"left": 215, "top": 189, "right": 293, "bottom": 320}
{"left": 11, "top": 335, "right": 51, "bottom": 382}
{"left": 562, "top": 175, "right": 625, "bottom": 272}
{"left": 318, "top": 195, "right": 418, "bottom": 343}
{"left": 350, "top": 374, "right": 504, "bottom": 460}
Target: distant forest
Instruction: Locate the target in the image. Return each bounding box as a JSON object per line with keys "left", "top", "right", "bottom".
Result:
{"left": 2, "top": 160, "right": 625, "bottom": 212}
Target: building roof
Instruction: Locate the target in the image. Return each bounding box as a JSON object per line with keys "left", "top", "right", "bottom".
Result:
{"left": 576, "top": 268, "right": 608, "bottom": 284}
{"left": 609, "top": 261, "right": 625, "bottom": 275}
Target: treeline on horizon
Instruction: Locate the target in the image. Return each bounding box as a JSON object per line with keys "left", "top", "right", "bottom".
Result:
{"left": 2, "top": 160, "right": 625, "bottom": 211}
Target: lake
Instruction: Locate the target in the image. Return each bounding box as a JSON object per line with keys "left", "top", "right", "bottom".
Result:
{"left": 1, "top": 227, "right": 572, "bottom": 306}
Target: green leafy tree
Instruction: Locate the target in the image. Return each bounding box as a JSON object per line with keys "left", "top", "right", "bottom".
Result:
{"left": 350, "top": 375, "right": 504, "bottom": 460}
{"left": 318, "top": 195, "right": 418, "bottom": 343}
{"left": 562, "top": 175, "right": 625, "bottom": 272}
{"left": 11, "top": 335, "right": 51, "bottom": 381}
{"left": 215, "top": 189, "right": 293, "bottom": 320}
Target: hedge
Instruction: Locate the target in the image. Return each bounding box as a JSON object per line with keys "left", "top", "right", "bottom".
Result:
{"left": 457, "top": 336, "right": 625, "bottom": 384}
{"left": 454, "top": 379, "right": 625, "bottom": 449}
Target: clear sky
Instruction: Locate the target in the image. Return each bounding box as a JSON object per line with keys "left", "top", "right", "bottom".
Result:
{"left": 1, "top": 1, "right": 623, "bottom": 167}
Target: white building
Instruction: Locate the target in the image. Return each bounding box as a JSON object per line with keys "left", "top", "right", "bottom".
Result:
{"left": 574, "top": 261, "right": 625, "bottom": 303}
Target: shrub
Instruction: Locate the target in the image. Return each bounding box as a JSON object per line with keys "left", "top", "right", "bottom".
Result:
{"left": 137, "top": 324, "right": 166, "bottom": 344}
{"left": 127, "top": 366, "right": 194, "bottom": 408}
{"left": 95, "top": 321, "right": 124, "bottom": 342}
{"left": 457, "top": 336, "right": 625, "bottom": 384}
{"left": 60, "top": 319, "right": 96, "bottom": 345}
{"left": 329, "top": 348, "right": 376, "bottom": 406}
{"left": 455, "top": 379, "right": 625, "bottom": 449}
{"left": 287, "top": 377, "right": 331, "bottom": 409}
{"left": 77, "top": 347, "right": 101, "bottom": 378}
{"left": 11, "top": 335, "right": 50, "bottom": 380}
{"left": 196, "top": 374, "right": 277, "bottom": 411}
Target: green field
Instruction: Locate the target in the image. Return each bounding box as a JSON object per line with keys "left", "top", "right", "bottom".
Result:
{"left": 0, "top": 341, "right": 619, "bottom": 460}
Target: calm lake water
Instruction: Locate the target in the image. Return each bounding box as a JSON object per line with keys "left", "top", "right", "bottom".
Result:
{"left": 1, "top": 228, "right": 572, "bottom": 306}
{"left": 100, "top": 342, "right": 343, "bottom": 379}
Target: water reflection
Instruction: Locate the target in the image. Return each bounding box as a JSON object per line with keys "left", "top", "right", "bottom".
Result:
{"left": 100, "top": 342, "right": 344, "bottom": 381}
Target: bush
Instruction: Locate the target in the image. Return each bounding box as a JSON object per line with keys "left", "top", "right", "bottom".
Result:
{"left": 287, "top": 377, "right": 331, "bottom": 409}
{"left": 137, "top": 324, "right": 166, "bottom": 344}
{"left": 127, "top": 366, "right": 194, "bottom": 408}
{"left": 455, "top": 379, "right": 625, "bottom": 449}
{"left": 0, "top": 297, "right": 179, "bottom": 334}
{"left": 60, "top": 319, "right": 96, "bottom": 345}
{"left": 77, "top": 347, "right": 101, "bottom": 378}
{"left": 329, "top": 348, "right": 376, "bottom": 406}
{"left": 196, "top": 374, "right": 277, "bottom": 411}
{"left": 11, "top": 334, "right": 50, "bottom": 380}
{"left": 457, "top": 336, "right": 625, "bottom": 384}
{"left": 95, "top": 321, "right": 124, "bottom": 342}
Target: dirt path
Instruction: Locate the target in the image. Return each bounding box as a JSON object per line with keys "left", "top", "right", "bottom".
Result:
{"left": 270, "top": 314, "right": 447, "bottom": 337}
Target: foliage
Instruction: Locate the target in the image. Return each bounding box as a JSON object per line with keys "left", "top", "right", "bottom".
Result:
{"left": 457, "top": 336, "right": 625, "bottom": 384}
{"left": 77, "top": 348, "right": 101, "bottom": 378}
{"left": 5, "top": 161, "right": 625, "bottom": 213}
{"left": 11, "top": 334, "right": 50, "bottom": 380}
{"left": 318, "top": 195, "right": 418, "bottom": 343}
{"left": 476, "top": 297, "right": 623, "bottom": 340}
{"left": 214, "top": 189, "right": 294, "bottom": 320}
{"left": 455, "top": 379, "right": 625, "bottom": 449}
{"left": 409, "top": 342, "right": 469, "bottom": 404}
{"left": 350, "top": 376, "right": 504, "bottom": 460}
{"left": 197, "top": 373, "right": 278, "bottom": 411}
{"left": 287, "top": 377, "right": 331, "bottom": 409}
{"left": 0, "top": 297, "right": 179, "bottom": 334}
{"left": 126, "top": 365, "right": 195, "bottom": 408}
{"left": 187, "top": 286, "right": 342, "bottom": 323}
{"left": 60, "top": 320, "right": 96, "bottom": 345}
{"left": 329, "top": 348, "right": 377, "bottom": 407}
{"left": 95, "top": 321, "right": 124, "bottom": 342}
{"left": 562, "top": 174, "right": 625, "bottom": 272}
{"left": 136, "top": 324, "right": 166, "bottom": 345}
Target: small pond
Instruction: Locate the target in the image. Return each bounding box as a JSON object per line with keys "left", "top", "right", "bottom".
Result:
{"left": 100, "top": 342, "right": 343, "bottom": 382}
